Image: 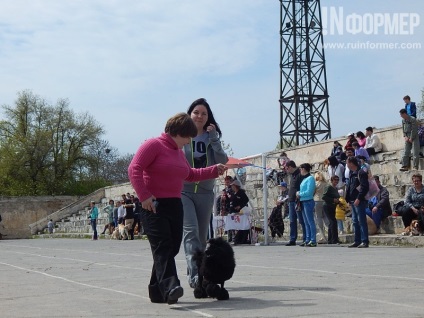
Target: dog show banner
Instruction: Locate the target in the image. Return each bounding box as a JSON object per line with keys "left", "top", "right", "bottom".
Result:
{"left": 213, "top": 214, "right": 251, "bottom": 231}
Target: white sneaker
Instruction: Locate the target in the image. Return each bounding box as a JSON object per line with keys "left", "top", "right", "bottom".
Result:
{"left": 318, "top": 237, "right": 327, "bottom": 244}
{"left": 339, "top": 231, "right": 344, "bottom": 235}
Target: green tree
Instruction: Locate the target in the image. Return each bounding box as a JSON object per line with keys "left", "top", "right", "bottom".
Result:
{"left": 0, "top": 90, "right": 107, "bottom": 195}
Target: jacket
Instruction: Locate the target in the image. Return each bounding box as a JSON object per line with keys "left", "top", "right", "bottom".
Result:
{"left": 314, "top": 180, "right": 327, "bottom": 202}
{"left": 405, "top": 102, "right": 417, "bottom": 118}
{"left": 299, "top": 174, "right": 315, "bottom": 202}
{"left": 345, "top": 168, "right": 369, "bottom": 203}
{"left": 365, "top": 134, "right": 382, "bottom": 152}
{"left": 288, "top": 168, "right": 305, "bottom": 202}
{"left": 183, "top": 130, "right": 228, "bottom": 194}
{"left": 336, "top": 197, "right": 349, "bottom": 220}
{"left": 230, "top": 189, "right": 249, "bottom": 212}
{"left": 404, "top": 186, "right": 424, "bottom": 209}
{"left": 322, "top": 184, "right": 340, "bottom": 207}
{"left": 402, "top": 115, "right": 418, "bottom": 141}
{"left": 374, "top": 185, "right": 392, "bottom": 218}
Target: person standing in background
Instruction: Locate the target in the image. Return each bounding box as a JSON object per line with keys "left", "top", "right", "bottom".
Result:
{"left": 400, "top": 109, "right": 420, "bottom": 171}
{"left": 322, "top": 176, "right": 341, "bottom": 244}
{"left": 297, "top": 163, "right": 316, "bottom": 247}
{"left": 314, "top": 172, "right": 328, "bottom": 244}
{"left": 101, "top": 199, "right": 115, "bottom": 235}
{"left": 285, "top": 161, "right": 306, "bottom": 246}
{"left": 89, "top": 201, "right": 99, "bottom": 241}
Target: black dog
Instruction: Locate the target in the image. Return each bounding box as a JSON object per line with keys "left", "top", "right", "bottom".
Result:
{"left": 193, "top": 237, "right": 236, "bottom": 300}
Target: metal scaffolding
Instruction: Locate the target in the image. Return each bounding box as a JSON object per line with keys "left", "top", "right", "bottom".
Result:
{"left": 279, "top": 0, "right": 331, "bottom": 148}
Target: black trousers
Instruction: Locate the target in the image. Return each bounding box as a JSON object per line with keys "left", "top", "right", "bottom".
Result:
{"left": 141, "top": 198, "right": 183, "bottom": 303}
{"left": 270, "top": 225, "right": 284, "bottom": 238}
{"left": 398, "top": 206, "right": 417, "bottom": 228}
{"left": 234, "top": 230, "right": 250, "bottom": 244}
{"left": 323, "top": 203, "right": 338, "bottom": 244}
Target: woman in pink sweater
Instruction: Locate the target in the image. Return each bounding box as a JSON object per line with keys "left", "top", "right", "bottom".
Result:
{"left": 128, "top": 112, "right": 226, "bottom": 305}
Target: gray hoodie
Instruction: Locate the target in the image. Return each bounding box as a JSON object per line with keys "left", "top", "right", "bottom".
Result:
{"left": 182, "top": 130, "right": 228, "bottom": 193}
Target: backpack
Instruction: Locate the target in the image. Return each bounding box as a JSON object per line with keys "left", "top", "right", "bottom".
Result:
{"left": 393, "top": 201, "right": 405, "bottom": 214}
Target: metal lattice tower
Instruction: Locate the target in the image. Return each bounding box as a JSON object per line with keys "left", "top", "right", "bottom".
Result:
{"left": 279, "top": 0, "right": 331, "bottom": 148}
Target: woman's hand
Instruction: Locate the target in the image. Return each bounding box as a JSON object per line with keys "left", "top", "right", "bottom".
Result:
{"left": 206, "top": 123, "right": 216, "bottom": 133}
{"left": 142, "top": 196, "right": 157, "bottom": 213}
{"left": 216, "top": 163, "right": 228, "bottom": 175}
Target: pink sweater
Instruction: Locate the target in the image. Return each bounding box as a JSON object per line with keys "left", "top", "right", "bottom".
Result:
{"left": 128, "top": 133, "right": 219, "bottom": 202}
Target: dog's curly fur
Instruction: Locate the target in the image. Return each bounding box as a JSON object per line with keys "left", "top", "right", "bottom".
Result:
{"left": 193, "top": 237, "right": 236, "bottom": 300}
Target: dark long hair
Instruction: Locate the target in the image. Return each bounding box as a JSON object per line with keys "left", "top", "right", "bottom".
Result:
{"left": 187, "top": 98, "right": 222, "bottom": 137}
{"left": 328, "top": 156, "right": 339, "bottom": 168}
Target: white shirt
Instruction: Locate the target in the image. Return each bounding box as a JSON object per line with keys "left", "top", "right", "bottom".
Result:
{"left": 117, "top": 205, "right": 125, "bottom": 218}
{"left": 365, "top": 133, "right": 382, "bottom": 152}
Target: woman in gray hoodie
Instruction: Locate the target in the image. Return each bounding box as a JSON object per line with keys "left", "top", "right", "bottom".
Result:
{"left": 182, "top": 98, "right": 228, "bottom": 289}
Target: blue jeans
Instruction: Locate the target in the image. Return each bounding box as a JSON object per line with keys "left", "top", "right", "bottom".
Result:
{"left": 301, "top": 200, "right": 316, "bottom": 244}
{"left": 366, "top": 208, "right": 383, "bottom": 229}
{"left": 337, "top": 220, "right": 344, "bottom": 232}
{"left": 288, "top": 201, "right": 306, "bottom": 243}
{"left": 91, "top": 219, "right": 98, "bottom": 240}
{"left": 350, "top": 201, "right": 369, "bottom": 244}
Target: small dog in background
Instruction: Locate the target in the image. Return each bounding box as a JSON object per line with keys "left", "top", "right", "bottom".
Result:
{"left": 402, "top": 220, "right": 422, "bottom": 236}
{"left": 410, "top": 220, "right": 421, "bottom": 236}
{"left": 110, "top": 223, "right": 129, "bottom": 240}
{"left": 111, "top": 227, "right": 120, "bottom": 240}
{"left": 118, "top": 223, "right": 129, "bottom": 240}
{"left": 193, "top": 237, "right": 236, "bottom": 300}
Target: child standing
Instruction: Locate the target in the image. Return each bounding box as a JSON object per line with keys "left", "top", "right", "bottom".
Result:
{"left": 336, "top": 190, "right": 349, "bottom": 234}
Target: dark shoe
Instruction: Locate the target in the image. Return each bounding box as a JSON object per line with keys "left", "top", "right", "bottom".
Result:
{"left": 167, "top": 286, "right": 184, "bottom": 305}
{"left": 306, "top": 242, "right": 317, "bottom": 247}
{"left": 348, "top": 242, "right": 360, "bottom": 248}
{"left": 400, "top": 166, "right": 409, "bottom": 171}
{"left": 420, "top": 152, "right": 424, "bottom": 158}
{"left": 299, "top": 242, "right": 307, "bottom": 247}
{"left": 285, "top": 241, "right": 296, "bottom": 246}
{"left": 413, "top": 166, "right": 419, "bottom": 170}
{"left": 357, "top": 242, "right": 369, "bottom": 248}
{"left": 328, "top": 241, "right": 341, "bottom": 245}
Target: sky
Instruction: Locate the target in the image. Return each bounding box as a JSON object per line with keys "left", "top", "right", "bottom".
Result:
{"left": 0, "top": 0, "right": 423, "bottom": 158}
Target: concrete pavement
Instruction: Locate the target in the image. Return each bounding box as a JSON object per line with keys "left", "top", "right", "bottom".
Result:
{"left": 1, "top": 238, "right": 423, "bottom": 318}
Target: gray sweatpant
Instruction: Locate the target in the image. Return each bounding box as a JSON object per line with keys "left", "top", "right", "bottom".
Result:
{"left": 402, "top": 139, "right": 420, "bottom": 168}
{"left": 182, "top": 191, "right": 214, "bottom": 288}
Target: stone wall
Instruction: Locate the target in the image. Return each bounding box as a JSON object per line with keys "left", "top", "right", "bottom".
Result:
{"left": 0, "top": 196, "right": 77, "bottom": 239}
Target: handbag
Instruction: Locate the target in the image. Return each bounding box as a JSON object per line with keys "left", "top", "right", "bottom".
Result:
{"left": 365, "top": 177, "right": 380, "bottom": 200}
{"left": 356, "top": 171, "right": 380, "bottom": 200}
